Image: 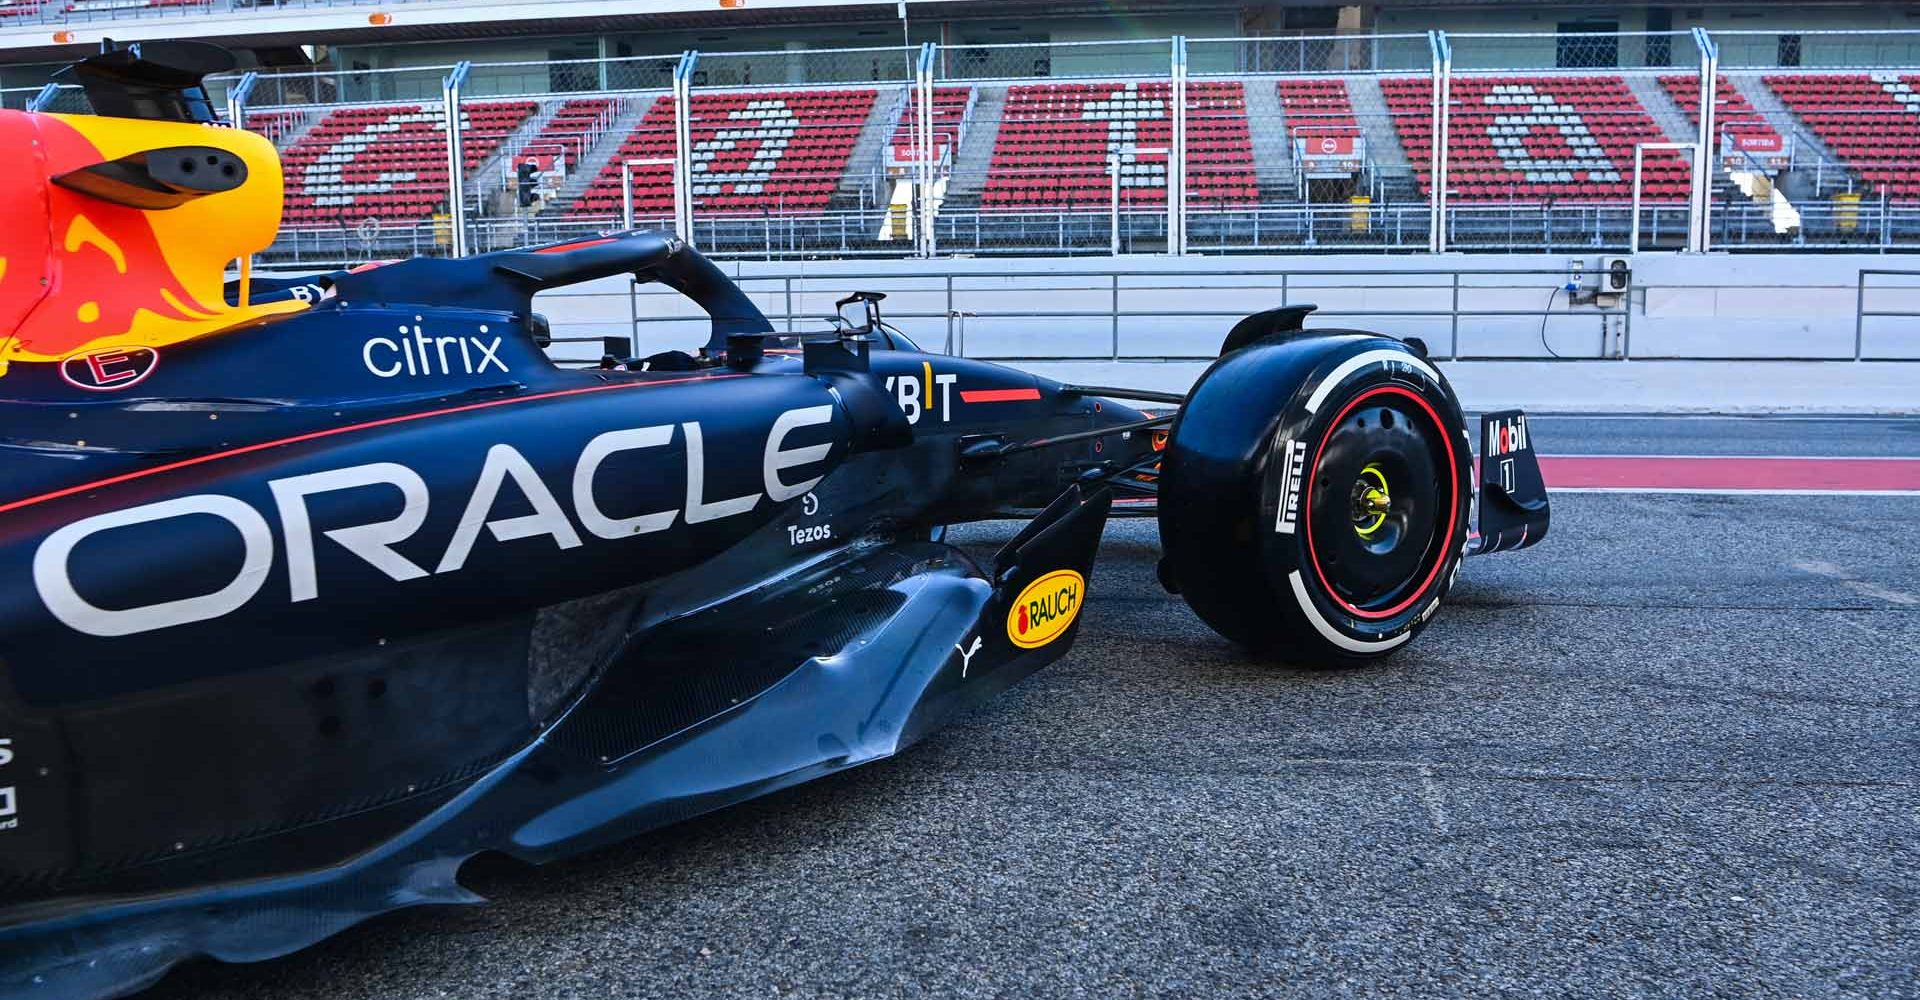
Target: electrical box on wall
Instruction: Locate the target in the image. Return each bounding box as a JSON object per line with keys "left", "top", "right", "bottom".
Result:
{"left": 1600, "top": 256, "right": 1632, "bottom": 293}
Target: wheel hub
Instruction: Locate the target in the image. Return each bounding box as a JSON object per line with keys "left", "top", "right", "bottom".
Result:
{"left": 1350, "top": 464, "right": 1391, "bottom": 540}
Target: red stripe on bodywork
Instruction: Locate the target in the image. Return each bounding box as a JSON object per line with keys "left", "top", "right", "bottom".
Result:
{"left": 1538, "top": 455, "right": 1920, "bottom": 493}
{"left": 0, "top": 373, "right": 743, "bottom": 516}
{"left": 535, "top": 237, "right": 617, "bottom": 254}
{"left": 960, "top": 388, "right": 1042, "bottom": 404}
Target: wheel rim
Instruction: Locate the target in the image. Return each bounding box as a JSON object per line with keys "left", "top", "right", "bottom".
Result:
{"left": 1303, "top": 385, "right": 1459, "bottom": 620}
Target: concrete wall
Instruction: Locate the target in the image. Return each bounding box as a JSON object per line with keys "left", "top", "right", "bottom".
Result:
{"left": 530, "top": 251, "right": 1920, "bottom": 364}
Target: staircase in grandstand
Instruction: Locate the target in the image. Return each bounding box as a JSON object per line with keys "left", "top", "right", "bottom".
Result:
{"left": 1655, "top": 74, "right": 1799, "bottom": 234}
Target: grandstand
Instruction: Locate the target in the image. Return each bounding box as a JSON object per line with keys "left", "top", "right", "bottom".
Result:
{"left": 6, "top": 0, "right": 1914, "bottom": 260}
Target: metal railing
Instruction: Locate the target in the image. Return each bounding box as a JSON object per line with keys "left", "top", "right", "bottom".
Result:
{"left": 595, "top": 266, "right": 1637, "bottom": 362}
{"left": 531, "top": 263, "right": 1901, "bottom": 364}
{"left": 1854, "top": 268, "right": 1920, "bottom": 360}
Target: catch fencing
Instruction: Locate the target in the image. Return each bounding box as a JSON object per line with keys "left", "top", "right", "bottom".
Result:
{"left": 153, "top": 28, "right": 1920, "bottom": 263}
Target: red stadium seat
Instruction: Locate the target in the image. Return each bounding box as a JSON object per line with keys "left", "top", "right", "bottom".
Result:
{"left": 277, "top": 101, "right": 537, "bottom": 225}
{"left": 980, "top": 80, "right": 1258, "bottom": 212}
{"left": 1382, "top": 75, "right": 1689, "bottom": 203}
{"left": 1764, "top": 73, "right": 1920, "bottom": 201}
{"left": 569, "top": 87, "right": 878, "bottom": 218}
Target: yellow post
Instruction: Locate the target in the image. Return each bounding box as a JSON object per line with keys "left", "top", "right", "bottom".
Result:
{"left": 1834, "top": 192, "right": 1860, "bottom": 233}
{"left": 1347, "top": 194, "right": 1372, "bottom": 234}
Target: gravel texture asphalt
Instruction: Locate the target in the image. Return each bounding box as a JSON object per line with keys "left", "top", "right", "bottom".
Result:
{"left": 144, "top": 457, "right": 1920, "bottom": 999}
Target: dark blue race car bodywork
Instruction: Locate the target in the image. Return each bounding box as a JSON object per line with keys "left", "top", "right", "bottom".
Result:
{"left": 0, "top": 44, "right": 1550, "bottom": 1000}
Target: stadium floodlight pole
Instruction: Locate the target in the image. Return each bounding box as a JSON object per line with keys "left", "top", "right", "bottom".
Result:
{"left": 1169, "top": 35, "right": 1188, "bottom": 256}
{"left": 26, "top": 82, "right": 60, "bottom": 112}
{"left": 672, "top": 50, "right": 699, "bottom": 240}
{"left": 1689, "top": 27, "right": 1718, "bottom": 254}
{"left": 224, "top": 71, "right": 257, "bottom": 130}
{"left": 442, "top": 61, "right": 473, "bottom": 259}
{"left": 916, "top": 42, "right": 938, "bottom": 258}
{"left": 1426, "top": 31, "right": 1452, "bottom": 254}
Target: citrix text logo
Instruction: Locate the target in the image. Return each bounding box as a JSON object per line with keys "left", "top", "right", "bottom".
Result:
{"left": 365, "top": 323, "right": 509, "bottom": 378}
{"left": 33, "top": 406, "right": 835, "bottom": 638}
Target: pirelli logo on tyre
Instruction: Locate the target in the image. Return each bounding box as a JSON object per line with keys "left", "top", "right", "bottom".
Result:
{"left": 1007, "top": 569, "right": 1084, "bottom": 649}
{"left": 1274, "top": 438, "right": 1307, "bottom": 535}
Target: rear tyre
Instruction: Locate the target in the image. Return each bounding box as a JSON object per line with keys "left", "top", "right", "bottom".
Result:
{"left": 1158, "top": 334, "right": 1470, "bottom": 665}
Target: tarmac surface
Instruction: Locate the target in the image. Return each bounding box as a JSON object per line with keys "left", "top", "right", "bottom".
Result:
{"left": 147, "top": 415, "right": 1919, "bottom": 1000}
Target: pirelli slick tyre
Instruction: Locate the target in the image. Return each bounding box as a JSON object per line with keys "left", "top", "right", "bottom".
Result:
{"left": 1158, "top": 334, "right": 1471, "bottom": 664}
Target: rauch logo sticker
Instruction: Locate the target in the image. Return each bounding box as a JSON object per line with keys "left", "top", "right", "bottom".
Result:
{"left": 1006, "top": 569, "right": 1085, "bottom": 650}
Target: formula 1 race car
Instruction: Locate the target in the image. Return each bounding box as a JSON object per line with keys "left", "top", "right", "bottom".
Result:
{"left": 0, "top": 43, "right": 1549, "bottom": 999}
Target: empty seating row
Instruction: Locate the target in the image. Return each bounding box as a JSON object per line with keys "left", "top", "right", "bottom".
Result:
{"left": 983, "top": 80, "right": 1258, "bottom": 210}
{"left": 1384, "top": 76, "right": 1692, "bottom": 201}
{"left": 1766, "top": 73, "right": 1920, "bottom": 200}
{"left": 570, "top": 88, "right": 878, "bottom": 217}
{"left": 1278, "top": 78, "right": 1366, "bottom": 169}
{"left": 279, "top": 101, "right": 535, "bottom": 224}
{"left": 890, "top": 85, "right": 974, "bottom": 163}
{"left": 1278, "top": 78, "right": 1358, "bottom": 129}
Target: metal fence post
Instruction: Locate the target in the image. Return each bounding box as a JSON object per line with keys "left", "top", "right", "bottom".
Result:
{"left": 224, "top": 71, "right": 257, "bottom": 130}
{"left": 1111, "top": 273, "right": 1121, "bottom": 360}
{"left": 1169, "top": 35, "right": 1189, "bottom": 256}
{"left": 442, "top": 61, "right": 473, "bottom": 258}
{"left": 1426, "top": 31, "right": 1452, "bottom": 254}
{"left": 916, "top": 42, "right": 938, "bottom": 259}
{"left": 1449, "top": 272, "right": 1460, "bottom": 359}
{"left": 672, "top": 50, "right": 699, "bottom": 240}
{"left": 1854, "top": 270, "right": 1867, "bottom": 361}
{"left": 1689, "top": 27, "right": 1717, "bottom": 254}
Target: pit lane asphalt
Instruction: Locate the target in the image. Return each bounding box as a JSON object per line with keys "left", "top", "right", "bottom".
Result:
{"left": 150, "top": 416, "right": 1920, "bottom": 1000}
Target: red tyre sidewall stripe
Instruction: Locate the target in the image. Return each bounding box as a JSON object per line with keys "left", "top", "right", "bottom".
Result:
{"left": 1302, "top": 383, "right": 1460, "bottom": 622}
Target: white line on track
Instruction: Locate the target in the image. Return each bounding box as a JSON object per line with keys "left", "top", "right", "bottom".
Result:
{"left": 1790, "top": 560, "right": 1920, "bottom": 607}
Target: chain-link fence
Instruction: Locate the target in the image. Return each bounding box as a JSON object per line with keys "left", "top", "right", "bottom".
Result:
{"left": 49, "top": 27, "right": 1893, "bottom": 266}
{"left": 0, "top": 82, "right": 85, "bottom": 113}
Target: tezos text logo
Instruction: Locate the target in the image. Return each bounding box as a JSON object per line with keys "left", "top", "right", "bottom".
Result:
{"left": 1006, "top": 569, "right": 1084, "bottom": 649}
{"left": 60, "top": 347, "right": 159, "bottom": 392}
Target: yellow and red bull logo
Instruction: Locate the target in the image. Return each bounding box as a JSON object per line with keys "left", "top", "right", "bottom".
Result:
{"left": 1006, "top": 569, "right": 1085, "bottom": 649}
{"left": 0, "top": 110, "right": 307, "bottom": 377}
